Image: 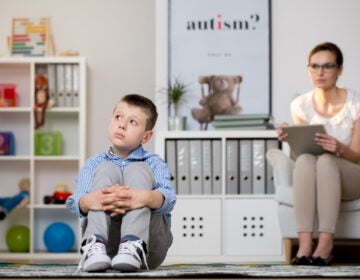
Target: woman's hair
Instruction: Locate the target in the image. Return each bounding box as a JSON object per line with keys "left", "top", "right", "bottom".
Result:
{"left": 308, "top": 42, "right": 343, "bottom": 66}
{"left": 118, "top": 94, "right": 158, "bottom": 130}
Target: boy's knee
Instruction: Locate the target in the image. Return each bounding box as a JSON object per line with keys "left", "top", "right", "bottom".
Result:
{"left": 95, "top": 161, "right": 119, "bottom": 174}
{"left": 123, "top": 162, "right": 155, "bottom": 189}
{"left": 92, "top": 162, "right": 123, "bottom": 190}
{"left": 124, "top": 162, "right": 152, "bottom": 177}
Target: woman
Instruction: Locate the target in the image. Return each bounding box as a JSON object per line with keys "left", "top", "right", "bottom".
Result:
{"left": 277, "top": 42, "right": 360, "bottom": 266}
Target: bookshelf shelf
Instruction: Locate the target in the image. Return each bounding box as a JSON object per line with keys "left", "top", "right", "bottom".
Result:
{"left": 0, "top": 57, "right": 86, "bottom": 263}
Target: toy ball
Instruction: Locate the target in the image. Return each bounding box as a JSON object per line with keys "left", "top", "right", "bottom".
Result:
{"left": 43, "top": 222, "right": 75, "bottom": 253}
{"left": 6, "top": 225, "right": 30, "bottom": 252}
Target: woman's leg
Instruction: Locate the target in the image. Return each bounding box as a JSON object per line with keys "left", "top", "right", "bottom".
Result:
{"left": 315, "top": 154, "right": 360, "bottom": 258}
{"left": 314, "top": 154, "right": 339, "bottom": 258}
{"left": 293, "top": 154, "right": 317, "bottom": 257}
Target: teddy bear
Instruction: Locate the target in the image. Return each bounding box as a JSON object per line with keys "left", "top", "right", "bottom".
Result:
{"left": 191, "top": 75, "right": 242, "bottom": 130}
{"left": 0, "top": 178, "right": 30, "bottom": 220}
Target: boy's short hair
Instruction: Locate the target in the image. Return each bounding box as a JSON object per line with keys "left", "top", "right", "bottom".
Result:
{"left": 119, "top": 94, "right": 158, "bottom": 130}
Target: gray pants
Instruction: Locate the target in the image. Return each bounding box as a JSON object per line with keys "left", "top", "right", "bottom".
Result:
{"left": 293, "top": 153, "right": 360, "bottom": 233}
{"left": 82, "top": 161, "right": 171, "bottom": 269}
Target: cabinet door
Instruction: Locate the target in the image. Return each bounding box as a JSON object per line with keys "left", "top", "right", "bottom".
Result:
{"left": 224, "top": 198, "right": 282, "bottom": 255}
{"left": 167, "top": 198, "right": 222, "bottom": 256}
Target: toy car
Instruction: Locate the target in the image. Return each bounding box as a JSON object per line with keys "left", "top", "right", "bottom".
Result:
{"left": 43, "top": 184, "right": 72, "bottom": 204}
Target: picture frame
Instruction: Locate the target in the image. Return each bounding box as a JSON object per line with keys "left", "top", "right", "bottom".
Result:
{"left": 9, "top": 17, "right": 51, "bottom": 57}
{"left": 168, "top": 0, "right": 271, "bottom": 130}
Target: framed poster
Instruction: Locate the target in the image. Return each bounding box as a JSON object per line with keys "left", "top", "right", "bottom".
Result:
{"left": 168, "top": 0, "right": 271, "bottom": 130}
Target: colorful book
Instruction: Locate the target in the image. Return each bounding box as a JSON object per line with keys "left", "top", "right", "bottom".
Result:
{"left": 0, "top": 132, "right": 15, "bottom": 155}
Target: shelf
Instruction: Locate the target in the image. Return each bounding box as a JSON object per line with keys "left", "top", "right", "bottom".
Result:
{"left": 0, "top": 57, "right": 86, "bottom": 261}
{"left": 0, "top": 107, "right": 31, "bottom": 112}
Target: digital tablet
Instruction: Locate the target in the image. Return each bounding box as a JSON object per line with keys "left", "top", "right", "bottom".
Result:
{"left": 281, "top": 124, "right": 327, "bottom": 157}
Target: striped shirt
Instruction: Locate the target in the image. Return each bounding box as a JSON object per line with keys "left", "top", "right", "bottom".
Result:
{"left": 66, "top": 145, "right": 176, "bottom": 227}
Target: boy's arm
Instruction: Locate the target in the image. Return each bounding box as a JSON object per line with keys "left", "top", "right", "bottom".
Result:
{"left": 66, "top": 156, "right": 102, "bottom": 217}
{"left": 104, "top": 158, "right": 176, "bottom": 216}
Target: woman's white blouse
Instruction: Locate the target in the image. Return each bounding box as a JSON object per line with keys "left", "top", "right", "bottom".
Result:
{"left": 291, "top": 88, "right": 360, "bottom": 145}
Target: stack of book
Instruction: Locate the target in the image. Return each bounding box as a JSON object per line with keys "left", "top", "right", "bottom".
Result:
{"left": 212, "top": 114, "right": 274, "bottom": 130}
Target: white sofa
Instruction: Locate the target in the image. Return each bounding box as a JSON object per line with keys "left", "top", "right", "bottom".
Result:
{"left": 266, "top": 148, "right": 360, "bottom": 264}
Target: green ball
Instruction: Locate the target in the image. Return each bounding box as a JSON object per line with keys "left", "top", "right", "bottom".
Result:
{"left": 6, "top": 225, "right": 30, "bottom": 252}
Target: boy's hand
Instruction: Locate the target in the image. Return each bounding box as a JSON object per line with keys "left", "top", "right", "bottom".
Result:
{"left": 101, "top": 184, "right": 131, "bottom": 216}
{"left": 101, "top": 186, "right": 164, "bottom": 217}
{"left": 79, "top": 189, "right": 108, "bottom": 214}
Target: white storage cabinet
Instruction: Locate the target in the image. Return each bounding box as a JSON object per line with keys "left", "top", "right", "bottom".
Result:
{"left": 156, "top": 130, "right": 285, "bottom": 264}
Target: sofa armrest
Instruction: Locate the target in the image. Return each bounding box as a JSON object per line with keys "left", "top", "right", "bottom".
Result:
{"left": 266, "top": 148, "right": 295, "bottom": 191}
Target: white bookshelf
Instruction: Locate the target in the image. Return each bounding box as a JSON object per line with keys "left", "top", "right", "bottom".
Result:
{"left": 156, "top": 130, "right": 285, "bottom": 264}
{"left": 0, "top": 57, "right": 86, "bottom": 262}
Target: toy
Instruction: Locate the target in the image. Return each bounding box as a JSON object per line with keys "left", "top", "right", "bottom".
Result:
{"left": 191, "top": 75, "right": 242, "bottom": 130}
{"left": 0, "top": 131, "right": 15, "bottom": 155}
{"left": 44, "top": 222, "right": 75, "bottom": 252}
{"left": 0, "top": 178, "right": 30, "bottom": 220}
{"left": 33, "top": 75, "right": 54, "bottom": 129}
{"left": 6, "top": 225, "right": 30, "bottom": 252}
{"left": 43, "top": 184, "right": 72, "bottom": 204}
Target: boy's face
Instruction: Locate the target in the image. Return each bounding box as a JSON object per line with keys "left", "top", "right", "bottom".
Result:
{"left": 109, "top": 101, "right": 153, "bottom": 158}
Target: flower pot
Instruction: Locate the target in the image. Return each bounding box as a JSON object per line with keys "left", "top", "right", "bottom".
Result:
{"left": 168, "top": 116, "right": 186, "bottom": 131}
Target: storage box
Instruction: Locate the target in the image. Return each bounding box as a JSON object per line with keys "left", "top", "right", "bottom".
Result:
{"left": 34, "top": 131, "right": 62, "bottom": 156}
{"left": 0, "top": 132, "right": 15, "bottom": 155}
{"left": 0, "top": 84, "right": 17, "bottom": 107}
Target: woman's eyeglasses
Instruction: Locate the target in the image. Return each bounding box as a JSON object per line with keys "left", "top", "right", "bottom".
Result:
{"left": 308, "top": 63, "right": 339, "bottom": 73}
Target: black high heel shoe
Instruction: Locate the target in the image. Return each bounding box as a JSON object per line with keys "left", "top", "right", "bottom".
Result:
{"left": 311, "top": 254, "right": 334, "bottom": 266}
{"left": 291, "top": 256, "right": 313, "bottom": 265}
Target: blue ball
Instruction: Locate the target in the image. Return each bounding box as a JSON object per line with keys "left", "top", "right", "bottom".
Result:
{"left": 44, "top": 222, "right": 75, "bottom": 253}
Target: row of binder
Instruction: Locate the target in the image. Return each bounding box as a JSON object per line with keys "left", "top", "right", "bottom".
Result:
{"left": 35, "top": 63, "right": 80, "bottom": 108}
{"left": 165, "top": 138, "right": 280, "bottom": 195}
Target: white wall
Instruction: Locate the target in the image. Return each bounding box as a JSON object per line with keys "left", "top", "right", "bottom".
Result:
{"left": 271, "top": 0, "right": 360, "bottom": 124}
{"left": 1, "top": 0, "right": 360, "bottom": 157}
{"left": 0, "top": 0, "right": 156, "bottom": 156}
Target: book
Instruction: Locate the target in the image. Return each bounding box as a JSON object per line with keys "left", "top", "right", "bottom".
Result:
{"left": 212, "top": 119, "right": 270, "bottom": 127}
{"left": 213, "top": 113, "right": 272, "bottom": 121}
{"left": 214, "top": 124, "right": 275, "bottom": 130}
{"left": 0, "top": 132, "right": 15, "bottom": 155}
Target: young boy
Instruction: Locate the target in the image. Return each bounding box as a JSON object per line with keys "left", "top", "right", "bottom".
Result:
{"left": 66, "top": 94, "right": 176, "bottom": 273}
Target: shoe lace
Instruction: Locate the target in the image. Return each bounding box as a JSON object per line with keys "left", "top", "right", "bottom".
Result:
{"left": 75, "top": 235, "right": 107, "bottom": 273}
{"left": 119, "top": 240, "right": 149, "bottom": 270}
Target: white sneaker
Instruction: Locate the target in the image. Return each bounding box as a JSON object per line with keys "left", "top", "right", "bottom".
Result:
{"left": 76, "top": 235, "right": 111, "bottom": 272}
{"left": 111, "top": 239, "right": 149, "bottom": 272}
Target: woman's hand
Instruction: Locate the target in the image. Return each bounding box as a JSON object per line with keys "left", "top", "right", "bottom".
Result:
{"left": 276, "top": 122, "right": 289, "bottom": 142}
{"left": 315, "top": 133, "right": 342, "bottom": 155}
